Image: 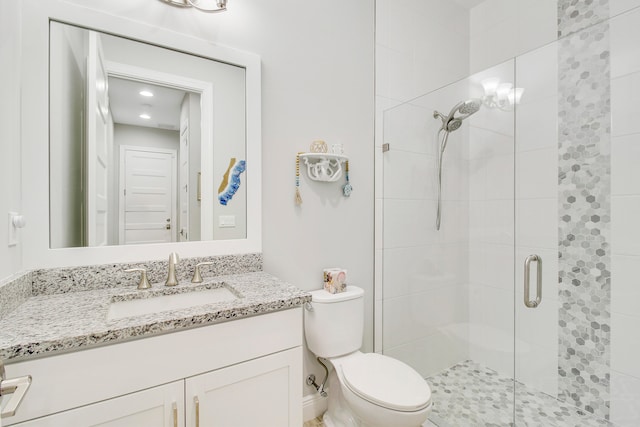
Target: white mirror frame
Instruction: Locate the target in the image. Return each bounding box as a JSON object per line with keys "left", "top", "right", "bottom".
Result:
{"left": 20, "top": 0, "right": 262, "bottom": 268}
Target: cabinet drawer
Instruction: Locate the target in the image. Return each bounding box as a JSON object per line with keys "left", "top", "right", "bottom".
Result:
{"left": 11, "top": 381, "right": 184, "bottom": 427}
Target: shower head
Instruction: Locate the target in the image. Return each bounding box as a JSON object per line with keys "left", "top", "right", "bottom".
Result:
{"left": 452, "top": 98, "right": 482, "bottom": 117}
{"left": 446, "top": 118, "right": 462, "bottom": 132}
{"left": 433, "top": 98, "right": 482, "bottom": 133}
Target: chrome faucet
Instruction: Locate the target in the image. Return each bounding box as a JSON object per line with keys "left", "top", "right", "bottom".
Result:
{"left": 165, "top": 252, "right": 180, "bottom": 287}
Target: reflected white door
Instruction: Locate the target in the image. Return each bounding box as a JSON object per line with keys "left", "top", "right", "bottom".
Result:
{"left": 85, "top": 31, "right": 110, "bottom": 246}
{"left": 119, "top": 147, "right": 177, "bottom": 245}
{"left": 178, "top": 122, "right": 189, "bottom": 241}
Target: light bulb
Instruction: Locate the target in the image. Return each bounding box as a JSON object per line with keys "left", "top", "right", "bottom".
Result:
{"left": 481, "top": 77, "right": 500, "bottom": 96}
{"left": 508, "top": 87, "right": 525, "bottom": 105}
{"left": 496, "top": 83, "right": 513, "bottom": 101}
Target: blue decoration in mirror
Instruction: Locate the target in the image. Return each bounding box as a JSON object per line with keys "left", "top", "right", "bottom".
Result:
{"left": 218, "top": 160, "right": 246, "bottom": 205}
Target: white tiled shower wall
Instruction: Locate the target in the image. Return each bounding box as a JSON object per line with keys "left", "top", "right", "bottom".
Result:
{"left": 609, "top": 6, "right": 640, "bottom": 425}
{"left": 375, "top": 0, "right": 470, "bottom": 354}
{"left": 469, "top": 0, "right": 557, "bottom": 74}
{"left": 466, "top": 60, "right": 516, "bottom": 381}
{"left": 381, "top": 82, "right": 471, "bottom": 376}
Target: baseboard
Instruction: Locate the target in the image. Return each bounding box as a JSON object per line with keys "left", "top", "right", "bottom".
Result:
{"left": 303, "top": 393, "right": 327, "bottom": 422}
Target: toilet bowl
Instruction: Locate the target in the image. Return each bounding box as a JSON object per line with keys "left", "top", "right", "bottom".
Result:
{"left": 304, "top": 286, "right": 432, "bottom": 427}
{"left": 327, "top": 352, "right": 432, "bottom": 427}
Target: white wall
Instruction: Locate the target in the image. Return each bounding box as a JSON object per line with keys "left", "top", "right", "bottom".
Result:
{"left": 114, "top": 124, "right": 179, "bottom": 153}
{"left": 0, "top": 1, "right": 23, "bottom": 282}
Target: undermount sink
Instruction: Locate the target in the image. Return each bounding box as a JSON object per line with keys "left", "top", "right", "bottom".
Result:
{"left": 107, "top": 285, "right": 239, "bottom": 321}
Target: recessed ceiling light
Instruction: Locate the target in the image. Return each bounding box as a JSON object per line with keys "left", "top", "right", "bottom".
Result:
{"left": 139, "top": 90, "right": 154, "bottom": 97}
{"left": 139, "top": 114, "right": 151, "bottom": 119}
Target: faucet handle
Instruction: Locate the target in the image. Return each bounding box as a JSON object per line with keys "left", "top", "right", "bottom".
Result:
{"left": 125, "top": 268, "right": 151, "bottom": 290}
{"left": 192, "top": 262, "right": 214, "bottom": 283}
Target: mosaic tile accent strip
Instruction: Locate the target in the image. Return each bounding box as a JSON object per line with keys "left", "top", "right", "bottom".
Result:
{"left": 31, "top": 253, "right": 263, "bottom": 296}
{"left": 427, "top": 360, "right": 613, "bottom": 427}
{"left": 557, "top": 4, "right": 612, "bottom": 420}
{"left": 558, "top": 0, "right": 610, "bottom": 38}
{"left": 0, "top": 271, "right": 33, "bottom": 320}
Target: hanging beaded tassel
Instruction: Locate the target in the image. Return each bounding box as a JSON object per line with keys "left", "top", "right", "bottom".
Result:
{"left": 295, "top": 153, "right": 303, "bottom": 205}
{"left": 343, "top": 160, "right": 353, "bottom": 197}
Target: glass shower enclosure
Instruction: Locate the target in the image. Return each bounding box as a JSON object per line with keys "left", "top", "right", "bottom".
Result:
{"left": 381, "top": 6, "right": 640, "bottom": 426}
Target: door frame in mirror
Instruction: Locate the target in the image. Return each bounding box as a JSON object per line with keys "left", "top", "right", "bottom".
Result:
{"left": 105, "top": 61, "right": 216, "bottom": 242}
{"left": 20, "top": 0, "right": 261, "bottom": 268}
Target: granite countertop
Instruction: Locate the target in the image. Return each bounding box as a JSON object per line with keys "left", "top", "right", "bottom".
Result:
{"left": 0, "top": 272, "right": 310, "bottom": 362}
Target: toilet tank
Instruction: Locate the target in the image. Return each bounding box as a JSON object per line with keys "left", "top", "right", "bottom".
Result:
{"left": 304, "top": 286, "right": 365, "bottom": 358}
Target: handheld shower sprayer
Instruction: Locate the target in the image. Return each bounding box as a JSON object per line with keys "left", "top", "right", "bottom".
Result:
{"left": 433, "top": 98, "right": 482, "bottom": 230}
{"left": 433, "top": 98, "right": 482, "bottom": 133}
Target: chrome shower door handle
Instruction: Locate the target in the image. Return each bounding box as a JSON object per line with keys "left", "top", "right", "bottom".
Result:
{"left": 524, "top": 254, "right": 542, "bottom": 308}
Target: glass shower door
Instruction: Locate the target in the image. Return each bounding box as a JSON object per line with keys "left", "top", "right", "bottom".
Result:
{"left": 513, "top": 6, "right": 640, "bottom": 427}
{"left": 381, "top": 59, "right": 517, "bottom": 426}
{"left": 511, "top": 37, "right": 567, "bottom": 426}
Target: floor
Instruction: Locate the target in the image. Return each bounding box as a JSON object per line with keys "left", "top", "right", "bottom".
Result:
{"left": 427, "top": 360, "right": 613, "bottom": 427}
{"left": 302, "top": 416, "right": 438, "bottom": 427}
{"left": 303, "top": 360, "right": 613, "bottom": 427}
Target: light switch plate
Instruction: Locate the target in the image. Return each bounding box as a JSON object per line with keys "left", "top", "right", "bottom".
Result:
{"left": 218, "top": 215, "right": 236, "bottom": 228}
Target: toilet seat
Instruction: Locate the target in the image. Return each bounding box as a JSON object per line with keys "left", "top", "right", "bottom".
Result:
{"left": 340, "top": 353, "right": 432, "bottom": 412}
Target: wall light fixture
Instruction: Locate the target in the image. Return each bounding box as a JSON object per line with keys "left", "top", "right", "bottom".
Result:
{"left": 160, "top": 0, "right": 227, "bottom": 13}
{"left": 481, "top": 77, "right": 524, "bottom": 111}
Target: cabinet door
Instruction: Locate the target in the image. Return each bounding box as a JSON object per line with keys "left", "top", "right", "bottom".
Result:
{"left": 186, "top": 347, "right": 302, "bottom": 427}
{"left": 12, "top": 381, "right": 184, "bottom": 427}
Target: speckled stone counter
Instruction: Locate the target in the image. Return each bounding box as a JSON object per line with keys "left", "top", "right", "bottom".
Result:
{"left": 0, "top": 271, "right": 310, "bottom": 362}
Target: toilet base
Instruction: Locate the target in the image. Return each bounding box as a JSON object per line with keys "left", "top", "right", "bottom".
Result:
{"left": 321, "top": 366, "right": 430, "bottom": 427}
{"left": 322, "top": 371, "right": 360, "bottom": 427}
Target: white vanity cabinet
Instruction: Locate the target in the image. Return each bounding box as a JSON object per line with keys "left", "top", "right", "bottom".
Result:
{"left": 4, "top": 308, "right": 303, "bottom": 427}
{"left": 185, "top": 348, "right": 299, "bottom": 426}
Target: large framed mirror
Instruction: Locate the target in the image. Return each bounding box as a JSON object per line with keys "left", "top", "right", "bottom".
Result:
{"left": 20, "top": 0, "right": 261, "bottom": 268}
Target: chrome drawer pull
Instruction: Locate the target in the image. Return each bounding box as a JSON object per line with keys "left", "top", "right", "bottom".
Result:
{"left": 0, "top": 359, "right": 32, "bottom": 418}
{"left": 195, "top": 396, "right": 200, "bottom": 427}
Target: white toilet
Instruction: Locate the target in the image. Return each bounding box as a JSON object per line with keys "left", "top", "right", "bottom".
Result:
{"left": 304, "top": 286, "right": 432, "bottom": 427}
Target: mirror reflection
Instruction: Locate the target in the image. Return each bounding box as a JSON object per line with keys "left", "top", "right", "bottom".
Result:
{"left": 49, "top": 21, "right": 247, "bottom": 249}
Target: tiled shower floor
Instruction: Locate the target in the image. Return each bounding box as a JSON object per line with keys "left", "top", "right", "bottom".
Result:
{"left": 303, "top": 359, "right": 614, "bottom": 427}
{"left": 427, "top": 360, "right": 613, "bottom": 427}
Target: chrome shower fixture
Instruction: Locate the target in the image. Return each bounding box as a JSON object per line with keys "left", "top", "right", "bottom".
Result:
{"left": 160, "top": 0, "right": 227, "bottom": 13}
{"left": 433, "top": 98, "right": 481, "bottom": 230}
{"left": 433, "top": 98, "right": 482, "bottom": 133}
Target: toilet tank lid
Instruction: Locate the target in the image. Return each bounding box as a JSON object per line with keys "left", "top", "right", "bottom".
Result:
{"left": 310, "top": 286, "right": 364, "bottom": 303}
